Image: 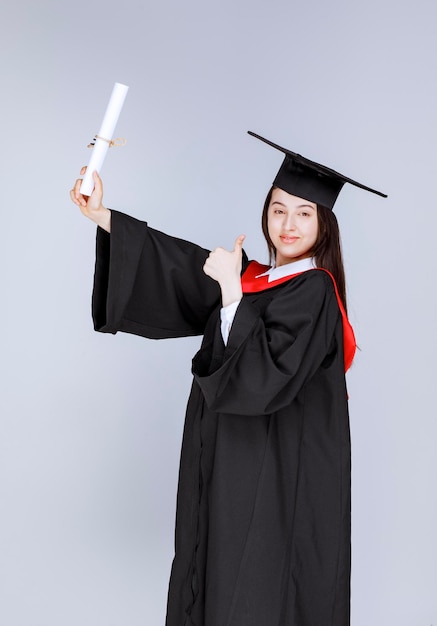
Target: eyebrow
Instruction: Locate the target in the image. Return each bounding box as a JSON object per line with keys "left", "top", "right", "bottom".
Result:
{"left": 271, "top": 201, "right": 316, "bottom": 210}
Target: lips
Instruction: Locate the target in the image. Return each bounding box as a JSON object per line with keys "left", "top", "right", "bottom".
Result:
{"left": 280, "top": 235, "right": 299, "bottom": 244}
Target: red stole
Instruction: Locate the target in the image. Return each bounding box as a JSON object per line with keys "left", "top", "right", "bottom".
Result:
{"left": 241, "top": 261, "right": 356, "bottom": 372}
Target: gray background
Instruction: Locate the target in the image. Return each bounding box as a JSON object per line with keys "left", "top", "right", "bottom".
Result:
{"left": 1, "top": 0, "right": 436, "bottom": 624}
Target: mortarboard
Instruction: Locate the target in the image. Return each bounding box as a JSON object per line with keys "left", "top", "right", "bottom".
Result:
{"left": 248, "top": 131, "right": 387, "bottom": 209}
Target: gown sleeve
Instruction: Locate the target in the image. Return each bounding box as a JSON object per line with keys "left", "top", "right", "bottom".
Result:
{"left": 192, "top": 270, "right": 343, "bottom": 415}
{"left": 92, "top": 210, "right": 221, "bottom": 339}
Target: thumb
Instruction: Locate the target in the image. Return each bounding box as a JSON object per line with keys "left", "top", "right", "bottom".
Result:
{"left": 91, "top": 170, "right": 103, "bottom": 198}
{"left": 233, "top": 234, "right": 246, "bottom": 253}
{"left": 92, "top": 170, "right": 102, "bottom": 189}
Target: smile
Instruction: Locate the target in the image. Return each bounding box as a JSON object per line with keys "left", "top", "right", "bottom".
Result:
{"left": 280, "top": 235, "right": 299, "bottom": 244}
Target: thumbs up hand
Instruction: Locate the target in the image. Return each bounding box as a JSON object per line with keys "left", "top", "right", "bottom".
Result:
{"left": 203, "top": 235, "right": 246, "bottom": 307}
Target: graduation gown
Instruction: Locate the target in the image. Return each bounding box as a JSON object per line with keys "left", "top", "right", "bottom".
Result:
{"left": 92, "top": 211, "right": 352, "bottom": 626}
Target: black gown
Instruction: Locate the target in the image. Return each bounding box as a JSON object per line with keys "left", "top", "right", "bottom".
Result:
{"left": 92, "top": 210, "right": 352, "bottom": 626}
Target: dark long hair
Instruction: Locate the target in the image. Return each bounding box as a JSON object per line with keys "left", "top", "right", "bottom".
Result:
{"left": 261, "top": 187, "right": 348, "bottom": 313}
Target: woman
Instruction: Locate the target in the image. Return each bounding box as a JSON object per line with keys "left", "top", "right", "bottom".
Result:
{"left": 71, "top": 131, "right": 386, "bottom": 626}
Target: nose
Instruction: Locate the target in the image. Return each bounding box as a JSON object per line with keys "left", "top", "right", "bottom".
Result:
{"left": 284, "top": 213, "right": 296, "bottom": 230}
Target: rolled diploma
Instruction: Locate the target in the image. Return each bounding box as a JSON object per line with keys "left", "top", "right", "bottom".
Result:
{"left": 80, "top": 82, "right": 129, "bottom": 196}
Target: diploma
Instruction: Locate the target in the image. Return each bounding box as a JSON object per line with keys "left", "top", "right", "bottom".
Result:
{"left": 80, "top": 82, "right": 129, "bottom": 196}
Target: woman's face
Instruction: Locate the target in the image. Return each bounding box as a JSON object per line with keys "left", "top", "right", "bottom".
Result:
{"left": 267, "top": 188, "right": 318, "bottom": 267}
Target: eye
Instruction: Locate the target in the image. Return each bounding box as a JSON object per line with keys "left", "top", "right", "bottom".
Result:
{"left": 299, "top": 210, "right": 311, "bottom": 217}
{"left": 273, "top": 208, "right": 284, "bottom": 214}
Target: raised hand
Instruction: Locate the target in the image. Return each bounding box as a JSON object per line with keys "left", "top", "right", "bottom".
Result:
{"left": 203, "top": 235, "right": 246, "bottom": 307}
{"left": 70, "top": 167, "right": 111, "bottom": 232}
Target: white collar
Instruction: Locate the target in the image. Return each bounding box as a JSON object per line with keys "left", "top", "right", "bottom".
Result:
{"left": 256, "top": 257, "right": 316, "bottom": 283}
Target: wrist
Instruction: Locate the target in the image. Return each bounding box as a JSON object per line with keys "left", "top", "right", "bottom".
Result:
{"left": 220, "top": 283, "right": 242, "bottom": 308}
{"left": 94, "top": 207, "right": 111, "bottom": 233}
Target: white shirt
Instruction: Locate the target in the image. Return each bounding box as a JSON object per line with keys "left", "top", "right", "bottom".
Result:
{"left": 220, "top": 257, "right": 316, "bottom": 345}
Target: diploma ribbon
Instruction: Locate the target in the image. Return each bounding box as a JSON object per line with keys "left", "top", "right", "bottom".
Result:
{"left": 87, "top": 134, "right": 127, "bottom": 148}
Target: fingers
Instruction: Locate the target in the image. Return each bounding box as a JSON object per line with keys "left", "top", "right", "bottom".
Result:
{"left": 233, "top": 234, "right": 246, "bottom": 252}
{"left": 71, "top": 175, "right": 88, "bottom": 207}
{"left": 70, "top": 167, "right": 103, "bottom": 209}
{"left": 70, "top": 167, "right": 88, "bottom": 207}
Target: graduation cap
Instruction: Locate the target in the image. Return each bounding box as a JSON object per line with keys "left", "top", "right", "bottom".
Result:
{"left": 248, "top": 131, "right": 387, "bottom": 209}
